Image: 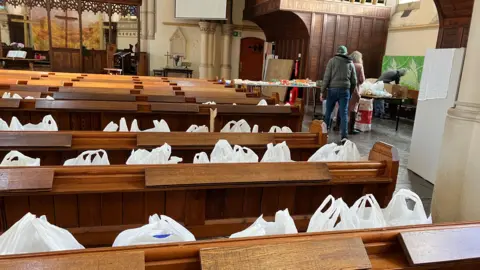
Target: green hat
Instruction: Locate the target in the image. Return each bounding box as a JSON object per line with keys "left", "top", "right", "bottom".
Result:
{"left": 337, "top": 45, "right": 348, "bottom": 55}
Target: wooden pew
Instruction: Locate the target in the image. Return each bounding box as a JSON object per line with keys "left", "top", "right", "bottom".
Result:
{"left": 0, "top": 100, "right": 302, "bottom": 131}
{"left": 0, "top": 121, "right": 326, "bottom": 165}
{"left": 1, "top": 222, "right": 477, "bottom": 269}
{"left": 0, "top": 142, "right": 398, "bottom": 247}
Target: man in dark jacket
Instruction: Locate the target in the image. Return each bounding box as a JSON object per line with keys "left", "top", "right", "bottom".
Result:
{"left": 322, "top": 45, "right": 357, "bottom": 140}
{"left": 374, "top": 68, "right": 407, "bottom": 118}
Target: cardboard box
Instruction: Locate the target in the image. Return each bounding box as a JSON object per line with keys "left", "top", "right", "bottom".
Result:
{"left": 383, "top": 84, "right": 408, "bottom": 98}
{"left": 392, "top": 85, "right": 408, "bottom": 99}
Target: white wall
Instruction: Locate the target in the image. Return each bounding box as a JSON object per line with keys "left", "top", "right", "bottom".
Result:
{"left": 385, "top": 0, "right": 439, "bottom": 57}
{"left": 385, "top": 28, "right": 438, "bottom": 56}
{"left": 117, "top": 36, "right": 137, "bottom": 50}
{"left": 148, "top": 0, "right": 265, "bottom": 78}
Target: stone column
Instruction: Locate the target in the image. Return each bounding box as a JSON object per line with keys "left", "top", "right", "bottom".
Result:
{"left": 221, "top": 24, "right": 234, "bottom": 79}
{"left": 432, "top": 0, "right": 480, "bottom": 222}
{"left": 207, "top": 23, "right": 217, "bottom": 80}
{"left": 146, "top": 0, "right": 156, "bottom": 39}
{"left": 198, "top": 21, "right": 210, "bottom": 79}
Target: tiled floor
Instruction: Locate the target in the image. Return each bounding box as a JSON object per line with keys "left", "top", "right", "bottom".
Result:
{"left": 303, "top": 106, "right": 434, "bottom": 214}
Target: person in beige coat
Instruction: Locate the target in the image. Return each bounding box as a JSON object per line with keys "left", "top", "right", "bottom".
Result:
{"left": 348, "top": 51, "right": 365, "bottom": 134}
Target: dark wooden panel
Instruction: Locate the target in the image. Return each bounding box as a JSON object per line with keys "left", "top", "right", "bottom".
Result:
{"left": 400, "top": 227, "right": 480, "bottom": 266}
{"left": 78, "top": 194, "right": 102, "bottom": 227}
{"left": 200, "top": 238, "right": 371, "bottom": 270}
{"left": 147, "top": 95, "right": 186, "bottom": 103}
{"left": 29, "top": 195, "right": 55, "bottom": 222}
{"left": 35, "top": 100, "right": 137, "bottom": 111}
{"left": 4, "top": 196, "right": 29, "bottom": 227}
{"left": 165, "top": 190, "right": 186, "bottom": 222}
{"left": 215, "top": 105, "right": 291, "bottom": 114}
{"left": 145, "top": 163, "right": 331, "bottom": 188}
{"left": 53, "top": 92, "right": 136, "bottom": 102}
{"left": 54, "top": 195, "right": 79, "bottom": 228}
{"left": 0, "top": 133, "right": 72, "bottom": 148}
{"left": 101, "top": 193, "right": 123, "bottom": 226}
{"left": 150, "top": 103, "right": 200, "bottom": 113}
{"left": 122, "top": 192, "right": 144, "bottom": 225}
{"left": 185, "top": 190, "right": 206, "bottom": 226}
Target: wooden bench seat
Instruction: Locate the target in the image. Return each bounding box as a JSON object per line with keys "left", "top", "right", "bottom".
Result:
{"left": 0, "top": 121, "right": 326, "bottom": 165}
{"left": 1, "top": 222, "right": 476, "bottom": 270}
{"left": 0, "top": 142, "right": 398, "bottom": 247}
{"left": 0, "top": 100, "right": 302, "bottom": 131}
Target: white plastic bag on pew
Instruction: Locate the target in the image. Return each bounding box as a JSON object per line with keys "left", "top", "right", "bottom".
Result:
{"left": 0, "top": 213, "right": 84, "bottom": 255}
{"left": 22, "top": 115, "right": 58, "bottom": 131}
{"left": 230, "top": 209, "right": 297, "bottom": 238}
{"left": 0, "top": 118, "right": 9, "bottom": 131}
{"left": 103, "top": 118, "right": 171, "bottom": 132}
{"left": 383, "top": 189, "right": 430, "bottom": 227}
{"left": 308, "top": 197, "right": 359, "bottom": 232}
{"left": 231, "top": 145, "right": 259, "bottom": 163}
{"left": 350, "top": 194, "right": 387, "bottom": 229}
{"left": 257, "top": 99, "right": 268, "bottom": 106}
{"left": 126, "top": 143, "right": 182, "bottom": 165}
{"left": 210, "top": 140, "right": 234, "bottom": 163}
{"left": 268, "top": 126, "right": 293, "bottom": 133}
{"left": 220, "top": 119, "right": 258, "bottom": 133}
{"left": 113, "top": 214, "right": 195, "bottom": 247}
{"left": 143, "top": 119, "right": 170, "bottom": 132}
{"left": 308, "top": 140, "right": 361, "bottom": 162}
{"left": 193, "top": 152, "right": 210, "bottom": 163}
{"left": 0, "top": 151, "right": 40, "bottom": 167}
{"left": 103, "top": 121, "right": 119, "bottom": 132}
{"left": 64, "top": 150, "right": 110, "bottom": 166}
{"left": 186, "top": 124, "right": 209, "bottom": 132}
{"left": 261, "top": 142, "right": 292, "bottom": 162}
{"left": 2, "top": 92, "right": 22, "bottom": 99}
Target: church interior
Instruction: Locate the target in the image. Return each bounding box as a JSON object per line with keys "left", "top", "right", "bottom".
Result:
{"left": 0, "top": 0, "right": 478, "bottom": 268}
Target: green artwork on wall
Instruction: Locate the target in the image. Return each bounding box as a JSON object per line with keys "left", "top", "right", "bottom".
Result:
{"left": 382, "top": 56, "right": 425, "bottom": 90}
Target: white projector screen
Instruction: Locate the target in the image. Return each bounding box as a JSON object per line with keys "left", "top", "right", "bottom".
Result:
{"left": 175, "top": 0, "right": 227, "bottom": 20}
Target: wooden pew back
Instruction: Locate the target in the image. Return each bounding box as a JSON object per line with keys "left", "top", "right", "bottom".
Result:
{"left": 0, "top": 142, "right": 398, "bottom": 247}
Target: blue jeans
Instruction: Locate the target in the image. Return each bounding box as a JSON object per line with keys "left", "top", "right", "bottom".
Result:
{"left": 324, "top": 88, "right": 350, "bottom": 139}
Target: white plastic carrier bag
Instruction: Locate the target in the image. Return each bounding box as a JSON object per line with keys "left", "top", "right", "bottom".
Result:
{"left": 0, "top": 151, "right": 40, "bottom": 167}
{"left": 63, "top": 150, "right": 110, "bottom": 166}
{"left": 103, "top": 121, "right": 119, "bottom": 132}
{"left": 230, "top": 209, "right": 297, "bottom": 238}
{"left": 22, "top": 115, "right": 58, "bottom": 131}
{"left": 144, "top": 119, "right": 170, "bottom": 132}
{"left": 126, "top": 143, "right": 182, "bottom": 165}
{"left": 383, "top": 189, "right": 430, "bottom": 227}
{"left": 220, "top": 119, "right": 252, "bottom": 133}
{"left": 0, "top": 118, "right": 9, "bottom": 131}
{"left": 0, "top": 213, "right": 84, "bottom": 255}
{"left": 257, "top": 99, "right": 268, "bottom": 106}
{"left": 209, "top": 140, "right": 234, "bottom": 163}
{"left": 261, "top": 142, "right": 292, "bottom": 162}
{"left": 193, "top": 152, "right": 210, "bottom": 164}
{"left": 308, "top": 197, "right": 359, "bottom": 232}
{"left": 231, "top": 145, "right": 259, "bottom": 163}
{"left": 308, "top": 140, "right": 361, "bottom": 162}
{"left": 350, "top": 194, "right": 387, "bottom": 229}
{"left": 268, "top": 126, "right": 293, "bottom": 133}
{"left": 186, "top": 125, "right": 209, "bottom": 132}
{"left": 113, "top": 214, "right": 195, "bottom": 247}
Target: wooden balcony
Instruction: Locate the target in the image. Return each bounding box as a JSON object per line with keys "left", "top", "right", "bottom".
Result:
{"left": 244, "top": 0, "right": 391, "bottom": 20}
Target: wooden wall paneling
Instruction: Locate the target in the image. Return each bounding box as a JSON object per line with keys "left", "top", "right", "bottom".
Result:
{"left": 4, "top": 196, "right": 29, "bottom": 227}
{"left": 293, "top": 186, "right": 313, "bottom": 215}
{"left": 101, "top": 193, "right": 123, "bottom": 226}
{"left": 243, "top": 187, "right": 263, "bottom": 217}
{"left": 54, "top": 195, "right": 79, "bottom": 228}
{"left": 122, "top": 192, "right": 145, "bottom": 225}
{"left": 261, "top": 187, "right": 279, "bottom": 216}
{"left": 223, "top": 188, "right": 245, "bottom": 218}
{"left": 165, "top": 191, "right": 186, "bottom": 222}
{"left": 29, "top": 195, "right": 55, "bottom": 222}
{"left": 461, "top": 26, "right": 470, "bottom": 47}
{"left": 144, "top": 191, "right": 165, "bottom": 221}
{"left": 434, "top": 0, "right": 473, "bottom": 48}
{"left": 277, "top": 187, "right": 296, "bottom": 211}
{"left": 205, "top": 189, "right": 225, "bottom": 219}
{"left": 78, "top": 194, "right": 102, "bottom": 227}
{"left": 184, "top": 190, "right": 206, "bottom": 226}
